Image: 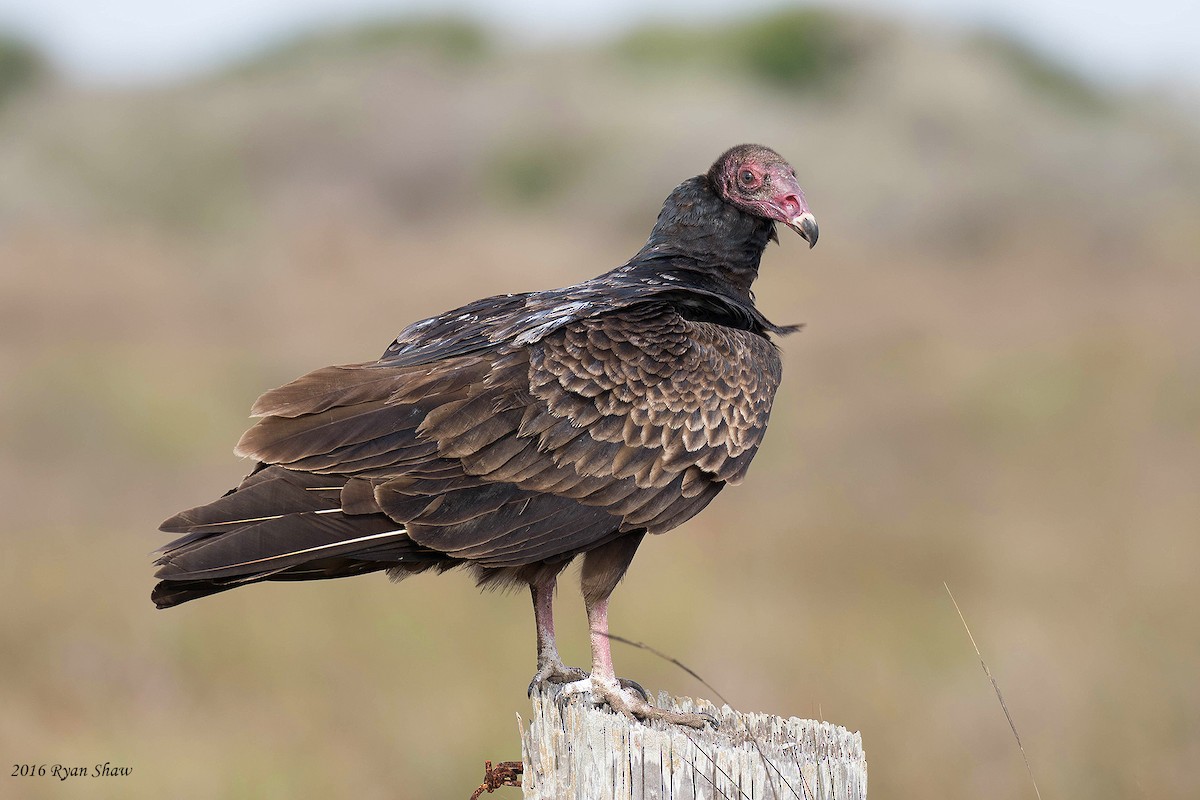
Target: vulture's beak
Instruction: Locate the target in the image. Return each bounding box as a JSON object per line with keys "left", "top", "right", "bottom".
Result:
{"left": 787, "top": 212, "right": 819, "bottom": 249}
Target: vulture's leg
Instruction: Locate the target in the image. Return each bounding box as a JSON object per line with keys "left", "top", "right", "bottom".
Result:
{"left": 565, "top": 533, "right": 716, "bottom": 729}
{"left": 527, "top": 576, "right": 586, "bottom": 695}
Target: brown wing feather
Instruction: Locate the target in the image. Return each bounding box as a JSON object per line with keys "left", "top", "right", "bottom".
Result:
{"left": 229, "top": 303, "right": 780, "bottom": 566}
{"left": 513, "top": 306, "right": 782, "bottom": 528}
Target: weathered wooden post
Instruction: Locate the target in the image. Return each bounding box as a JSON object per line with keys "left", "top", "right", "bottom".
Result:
{"left": 519, "top": 687, "right": 867, "bottom": 799}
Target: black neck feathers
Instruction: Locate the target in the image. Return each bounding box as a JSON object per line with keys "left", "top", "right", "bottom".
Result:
{"left": 626, "top": 175, "right": 777, "bottom": 300}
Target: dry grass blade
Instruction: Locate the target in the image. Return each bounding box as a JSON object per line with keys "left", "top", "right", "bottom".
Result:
{"left": 678, "top": 735, "right": 740, "bottom": 800}
{"left": 606, "top": 630, "right": 815, "bottom": 800}
{"left": 944, "top": 583, "right": 1043, "bottom": 800}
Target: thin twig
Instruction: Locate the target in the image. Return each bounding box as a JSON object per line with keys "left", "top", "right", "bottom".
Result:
{"left": 944, "top": 582, "right": 1043, "bottom": 800}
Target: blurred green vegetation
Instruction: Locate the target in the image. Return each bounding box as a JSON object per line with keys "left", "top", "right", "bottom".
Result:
{"left": 232, "top": 15, "right": 491, "bottom": 74}
{"left": 2, "top": 8, "right": 1199, "bottom": 800}
{"left": 616, "top": 9, "right": 864, "bottom": 92}
{"left": 484, "top": 137, "right": 597, "bottom": 206}
{"left": 46, "top": 117, "right": 253, "bottom": 230}
{"left": 972, "top": 31, "right": 1110, "bottom": 114}
{"left": 0, "top": 32, "right": 47, "bottom": 104}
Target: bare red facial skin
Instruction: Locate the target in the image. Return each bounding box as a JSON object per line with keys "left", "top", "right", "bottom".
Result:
{"left": 709, "top": 144, "right": 818, "bottom": 247}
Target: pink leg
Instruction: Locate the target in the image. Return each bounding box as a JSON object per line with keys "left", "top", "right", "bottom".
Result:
{"left": 528, "top": 577, "right": 586, "bottom": 695}
{"left": 586, "top": 595, "right": 617, "bottom": 682}
{"left": 573, "top": 590, "right": 714, "bottom": 729}
{"left": 532, "top": 578, "right": 557, "bottom": 664}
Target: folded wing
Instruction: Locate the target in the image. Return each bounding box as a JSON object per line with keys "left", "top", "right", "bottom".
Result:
{"left": 154, "top": 301, "right": 781, "bottom": 604}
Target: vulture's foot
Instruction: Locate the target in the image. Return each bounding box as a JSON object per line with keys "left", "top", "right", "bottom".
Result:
{"left": 528, "top": 661, "right": 588, "bottom": 697}
{"left": 560, "top": 676, "right": 717, "bottom": 730}
{"left": 528, "top": 664, "right": 649, "bottom": 700}
{"left": 530, "top": 662, "right": 652, "bottom": 700}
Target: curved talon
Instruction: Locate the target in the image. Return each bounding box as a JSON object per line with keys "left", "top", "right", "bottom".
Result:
{"left": 618, "top": 677, "right": 650, "bottom": 701}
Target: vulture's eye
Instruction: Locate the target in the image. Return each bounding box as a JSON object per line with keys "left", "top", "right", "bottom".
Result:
{"left": 739, "top": 169, "right": 756, "bottom": 186}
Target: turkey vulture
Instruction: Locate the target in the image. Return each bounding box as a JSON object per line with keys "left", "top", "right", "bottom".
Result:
{"left": 154, "top": 143, "right": 817, "bottom": 728}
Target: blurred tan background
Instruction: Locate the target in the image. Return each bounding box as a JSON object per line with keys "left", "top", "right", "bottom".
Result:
{"left": 1, "top": 4, "right": 1198, "bottom": 798}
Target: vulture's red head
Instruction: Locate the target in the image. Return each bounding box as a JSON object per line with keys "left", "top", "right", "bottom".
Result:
{"left": 708, "top": 144, "right": 819, "bottom": 248}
